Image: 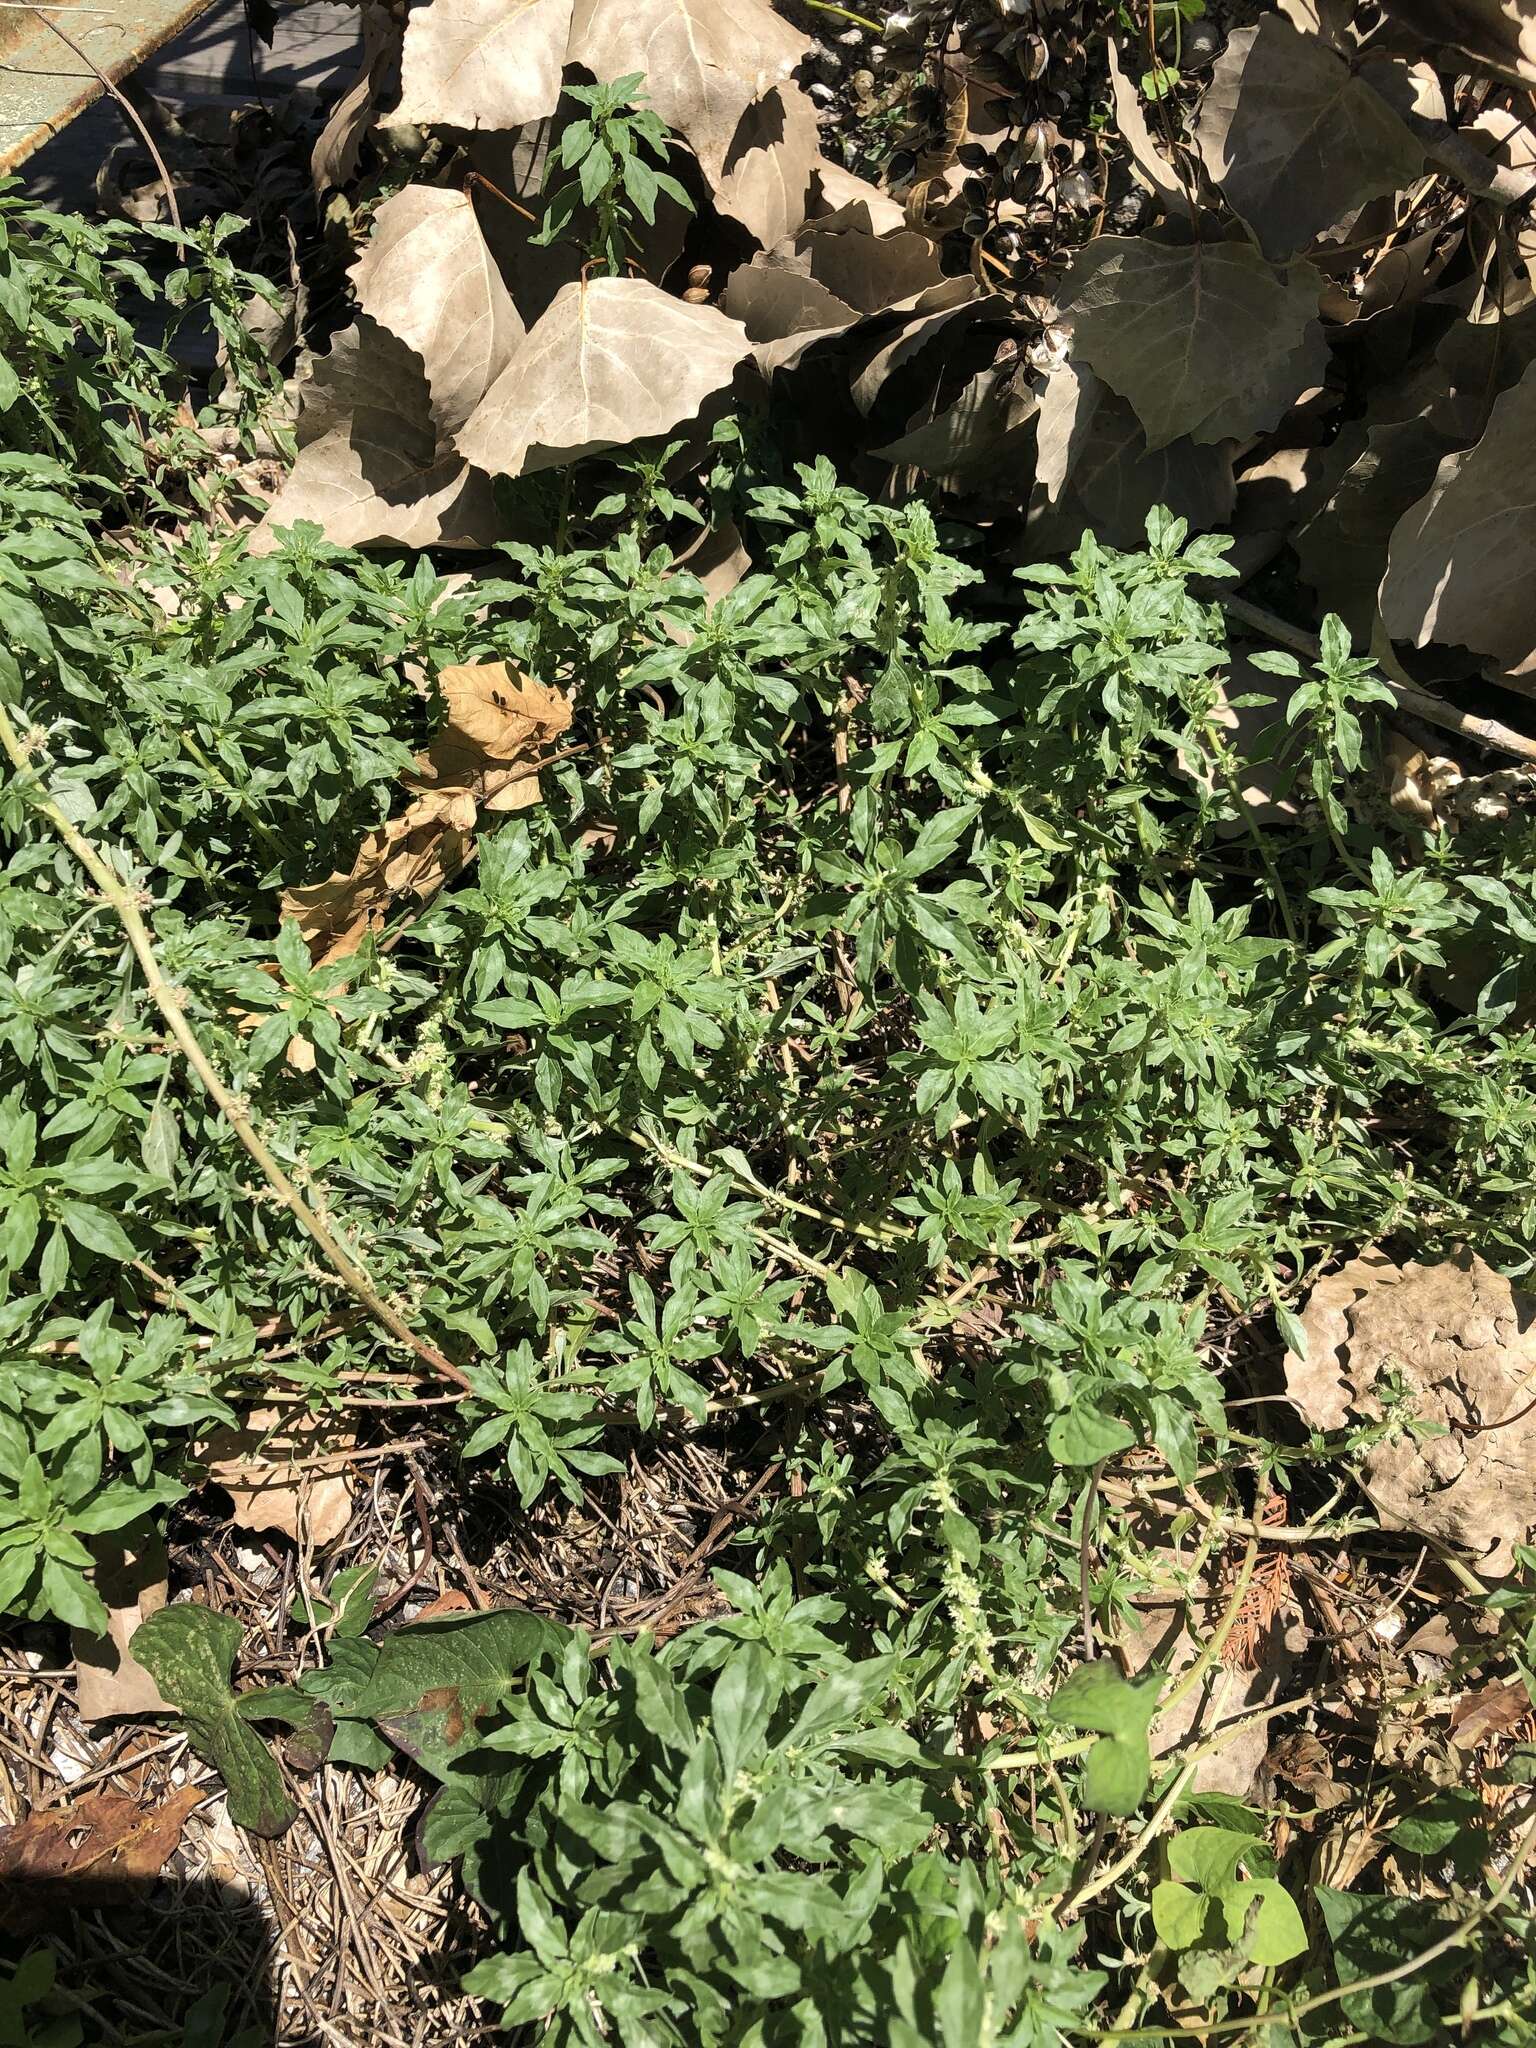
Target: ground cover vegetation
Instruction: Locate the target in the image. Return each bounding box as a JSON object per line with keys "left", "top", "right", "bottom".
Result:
{"left": 4, "top": 0, "right": 1536, "bottom": 2040}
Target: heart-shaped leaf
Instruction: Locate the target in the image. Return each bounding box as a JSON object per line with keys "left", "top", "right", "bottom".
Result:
{"left": 134, "top": 1604, "right": 296, "bottom": 1837}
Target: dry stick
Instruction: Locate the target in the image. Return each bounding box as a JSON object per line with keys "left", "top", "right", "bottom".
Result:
{"left": 1219, "top": 594, "right": 1536, "bottom": 766}
{"left": 0, "top": 707, "right": 473, "bottom": 1393}
{"left": 28, "top": 8, "right": 183, "bottom": 239}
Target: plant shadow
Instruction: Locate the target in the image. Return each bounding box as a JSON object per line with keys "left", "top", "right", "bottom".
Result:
{"left": 0, "top": 1869, "right": 283, "bottom": 2045}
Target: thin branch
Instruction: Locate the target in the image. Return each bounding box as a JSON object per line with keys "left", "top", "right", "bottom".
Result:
{"left": 28, "top": 6, "right": 183, "bottom": 239}
{"left": 0, "top": 707, "right": 472, "bottom": 1392}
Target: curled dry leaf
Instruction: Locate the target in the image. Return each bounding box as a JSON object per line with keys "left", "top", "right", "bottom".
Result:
{"left": 807, "top": 159, "right": 908, "bottom": 238}
{"left": 202, "top": 1408, "right": 358, "bottom": 1548}
{"left": 796, "top": 220, "right": 946, "bottom": 316}
{"left": 850, "top": 279, "right": 993, "bottom": 415}
{"left": 312, "top": 0, "right": 398, "bottom": 194}
{"left": 255, "top": 317, "right": 503, "bottom": 553}
{"left": 1284, "top": 1249, "right": 1536, "bottom": 1573}
{"left": 71, "top": 1526, "right": 171, "bottom": 1722}
{"left": 350, "top": 186, "right": 524, "bottom": 439}
{"left": 714, "top": 84, "right": 820, "bottom": 252}
{"left": 456, "top": 276, "right": 753, "bottom": 480}
{"left": 393, "top": 0, "right": 574, "bottom": 132}
{"left": 566, "top": 0, "right": 808, "bottom": 185}
{"left": 721, "top": 251, "right": 857, "bottom": 343}
{"left": 1450, "top": 1677, "right": 1530, "bottom": 1749}
{"left": 285, "top": 661, "right": 570, "bottom": 963}
{"left": 1195, "top": 17, "right": 1423, "bottom": 261}
{"left": 1379, "top": 360, "right": 1536, "bottom": 670}
{"left": 0, "top": 1785, "right": 204, "bottom": 1929}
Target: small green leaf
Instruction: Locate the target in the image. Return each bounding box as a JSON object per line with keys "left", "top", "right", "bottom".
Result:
{"left": 1151, "top": 1878, "right": 1209, "bottom": 1951}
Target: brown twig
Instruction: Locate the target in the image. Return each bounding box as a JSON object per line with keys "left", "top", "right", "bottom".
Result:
{"left": 28, "top": 8, "right": 184, "bottom": 239}
{"left": 0, "top": 707, "right": 472, "bottom": 1393}
{"left": 1219, "top": 594, "right": 1536, "bottom": 766}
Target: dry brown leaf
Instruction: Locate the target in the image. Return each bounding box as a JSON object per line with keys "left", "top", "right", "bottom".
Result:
{"left": 807, "top": 159, "right": 908, "bottom": 237}
{"left": 673, "top": 518, "right": 752, "bottom": 605}
{"left": 1379, "top": 360, "right": 1536, "bottom": 671}
{"left": 1057, "top": 235, "right": 1326, "bottom": 451}
{"left": 874, "top": 366, "right": 1036, "bottom": 495}
{"left": 1265, "top": 1730, "right": 1351, "bottom": 1811}
{"left": 850, "top": 279, "right": 993, "bottom": 415}
{"left": 796, "top": 221, "right": 946, "bottom": 316}
{"left": 255, "top": 318, "right": 503, "bottom": 554}
{"left": 311, "top": 0, "right": 397, "bottom": 194}
{"left": 0, "top": 1786, "right": 203, "bottom": 1928}
{"left": 71, "top": 1528, "right": 171, "bottom": 1722}
{"left": 1195, "top": 18, "right": 1423, "bottom": 261}
{"left": 1294, "top": 412, "right": 1459, "bottom": 641}
{"left": 202, "top": 1408, "right": 357, "bottom": 1548}
{"left": 1118, "top": 1545, "right": 1307, "bottom": 1798}
{"left": 566, "top": 0, "right": 808, "bottom": 184}
{"left": 721, "top": 252, "right": 857, "bottom": 343}
{"left": 455, "top": 277, "right": 753, "bottom": 480}
{"left": 1451, "top": 1677, "right": 1531, "bottom": 1748}
{"left": 715, "top": 85, "right": 820, "bottom": 251}
{"left": 285, "top": 662, "right": 569, "bottom": 963}
{"left": 1381, "top": 0, "right": 1536, "bottom": 87}
{"left": 393, "top": 0, "right": 573, "bottom": 132}
{"left": 1284, "top": 1249, "right": 1536, "bottom": 1573}
{"left": 1030, "top": 381, "right": 1237, "bottom": 551}
{"left": 350, "top": 186, "right": 524, "bottom": 439}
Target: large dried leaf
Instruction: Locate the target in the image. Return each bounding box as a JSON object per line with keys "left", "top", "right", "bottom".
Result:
{"left": 202, "top": 1408, "right": 357, "bottom": 1549}
{"left": 808, "top": 158, "right": 908, "bottom": 237}
{"left": 455, "top": 276, "right": 752, "bottom": 479}
{"left": 1380, "top": 361, "right": 1536, "bottom": 668}
{"left": 350, "top": 187, "right": 524, "bottom": 438}
{"left": 1196, "top": 18, "right": 1423, "bottom": 260}
{"left": 0, "top": 1786, "right": 203, "bottom": 1929}
{"left": 1035, "top": 381, "right": 1236, "bottom": 550}
{"left": 565, "top": 0, "right": 806, "bottom": 182}
{"left": 1284, "top": 1250, "right": 1536, "bottom": 1574}
{"left": 1057, "top": 236, "right": 1326, "bottom": 451}
{"left": 721, "top": 251, "right": 856, "bottom": 342}
{"left": 1295, "top": 413, "right": 1459, "bottom": 639}
{"left": 797, "top": 220, "right": 945, "bottom": 315}
{"left": 285, "top": 663, "right": 570, "bottom": 963}
{"left": 257, "top": 318, "right": 503, "bottom": 552}
{"left": 1033, "top": 359, "right": 1099, "bottom": 507}
{"left": 71, "top": 1527, "right": 171, "bottom": 1722}
{"left": 394, "top": 0, "right": 573, "bottom": 131}
{"left": 1382, "top": 0, "right": 1536, "bottom": 87}
{"left": 874, "top": 366, "right": 1035, "bottom": 494}
{"left": 715, "top": 85, "right": 820, "bottom": 251}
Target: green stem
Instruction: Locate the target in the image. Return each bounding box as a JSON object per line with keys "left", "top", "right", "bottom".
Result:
{"left": 802, "top": 0, "right": 884, "bottom": 31}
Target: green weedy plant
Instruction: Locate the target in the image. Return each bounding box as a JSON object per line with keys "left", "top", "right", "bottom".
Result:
{"left": 2, "top": 183, "right": 1536, "bottom": 2041}
{"left": 534, "top": 74, "right": 696, "bottom": 276}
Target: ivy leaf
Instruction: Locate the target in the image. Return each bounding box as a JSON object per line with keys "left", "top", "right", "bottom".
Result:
{"left": 344, "top": 1609, "right": 568, "bottom": 1781}
{"left": 1316, "top": 1890, "right": 1460, "bottom": 2043}
{"left": 1056, "top": 236, "right": 1326, "bottom": 450}
{"left": 133, "top": 1604, "right": 297, "bottom": 1837}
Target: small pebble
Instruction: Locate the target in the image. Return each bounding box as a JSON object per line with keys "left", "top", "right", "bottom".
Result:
{"left": 807, "top": 81, "right": 837, "bottom": 106}
{"left": 836, "top": 26, "right": 865, "bottom": 46}
{"left": 1183, "top": 19, "right": 1222, "bottom": 65}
